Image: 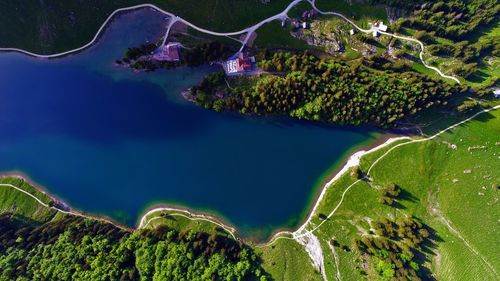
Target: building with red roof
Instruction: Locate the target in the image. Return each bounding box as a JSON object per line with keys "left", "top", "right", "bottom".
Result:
{"left": 153, "top": 42, "right": 181, "bottom": 62}
{"left": 224, "top": 53, "right": 256, "bottom": 75}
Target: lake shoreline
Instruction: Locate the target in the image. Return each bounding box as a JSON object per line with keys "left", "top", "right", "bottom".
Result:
{"left": 0, "top": 2, "right": 419, "bottom": 243}
{"left": 309, "top": 128, "right": 415, "bottom": 207}
{"left": 259, "top": 129, "right": 412, "bottom": 243}
{"left": 0, "top": 171, "right": 134, "bottom": 232}
{"left": 4, "top": 104, "right": 497, "bottom": 246}
{"left": 0, "top": 8, "right": 386, "bottom": 243}
{"left": 0, "top": 128, "right": 412, "bottom": 244}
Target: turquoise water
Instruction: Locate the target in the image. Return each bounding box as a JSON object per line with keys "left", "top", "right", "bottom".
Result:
{"left": 0, "top": 9, "right": 376, "bottom": 238}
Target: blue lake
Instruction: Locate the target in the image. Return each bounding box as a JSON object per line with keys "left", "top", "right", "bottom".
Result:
{"left": 0, "top": 9, "right": 377, "bottom": 238}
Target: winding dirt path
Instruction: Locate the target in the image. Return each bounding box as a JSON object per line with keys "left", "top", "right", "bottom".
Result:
{"left": 292, "top": 105, "right": 500, "bottom": 242}
{"left": 139, "top": 207, "right": 237, "bottom": 240}
{"left": 0, "top": 182, "right": 129, "bottom": 230}
{"left": 307, "top": 0, "right": 460, "bottom": 83}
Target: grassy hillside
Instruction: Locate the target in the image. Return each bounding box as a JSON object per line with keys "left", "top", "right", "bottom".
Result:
{"left": 0, "top": 177, "right": 57, "bottom": 223}
{"left": 257, "top": 238, "right": 322, "bottom": 281}
{"left": 297, "top": 105, "right": 499, "bottom": 280}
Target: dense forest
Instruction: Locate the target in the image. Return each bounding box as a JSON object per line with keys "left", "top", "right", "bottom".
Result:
{"left": 402, "top": 0, "right": 499, "bottom": 41}
{"left": 367, "top": 0, "right": 425, "bottom": 9}
{"left": 182, "top": 41, "right": 232, "bottom": 67}
{"left": 352, "top": 216, "right": 435, "bottom": 280}
{"left": 189, "top": 51, "right": 466, "bottom": 127}
{"left": 371, "top": 0, "right": 499, "bottom": 33}
{"left": 392, "top": 0, "right": 500, "bottom": 80}
{"left": 361, "top": 0, "right": 499, "bottom": 83}
{"left": 0, "top": 214, "right": 267, "bottom": 281}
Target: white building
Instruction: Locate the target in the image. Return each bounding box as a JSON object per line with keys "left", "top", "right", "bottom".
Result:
{"left": 349, "top": 29, "right": 356, "bottom": 35}
{"left": 494, "top": 88, "right": 500, "bottom": 98}
{"left": 226, "top": 59, "right": 239, "bottom": 74}
{"left": 223, "top": 53, "right": 255, "bottom": 75}
{"left": 372, "top": 30, "right": 380, "bottom": 37}
{"left": 378, "top": 22, "right": 388, "bottom": 32}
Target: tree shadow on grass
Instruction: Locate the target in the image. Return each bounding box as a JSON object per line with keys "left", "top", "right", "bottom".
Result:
{"left": 399, "top": 188, "right": 419, "bottom": 203}
{"left": 392, "top": 187, "right": 419, "bottom": 210}
{"left": 418, "top": 105, "right": 497, "bottom": 136}
{"left": 392, "top": 201, "right": 407, "bottom": 209}
{"left": 415, "top": 221, "right": 444, "bottom": 280}
{"left": 466, "top": 70, "right": 490, "bottom": 84}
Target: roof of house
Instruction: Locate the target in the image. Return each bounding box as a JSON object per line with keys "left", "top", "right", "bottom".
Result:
{"left": 224, "top": 53, "right": 256, "bottom": 74}
{"left": 153, "top": 42, "right": 181, "bottom": 61}
{"left": 494, "top": 88, "right": 500, "bottom": 97}
{"left": 378, "top": 22, "right": 388, "bottom": 32}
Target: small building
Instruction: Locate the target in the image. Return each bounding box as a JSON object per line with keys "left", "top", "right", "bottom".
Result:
{"left": 222, "top": 53, "right": 256, "bottom": 75}
{"left": 223, "top": 53, "right": 256, "bottom": 75}
{"left": 281, "top": 19, "right": 287, "bottom": 28}
{"left": 378, "top": 21, "right": 388, "bottom": 32}
{"left": 494, "top": 88, "right": 500, "bottom": 98}
{"left": 302, "top": 22, "right": 310, "bottom": 29}
{"left": 153, "top": 42, "right": 181, "bottom": 61}
{"left": 372, "top": 30, "right": 380, "bottom": 37}
{"left": 349, "top": 29, "right": 356, "bottom": 35}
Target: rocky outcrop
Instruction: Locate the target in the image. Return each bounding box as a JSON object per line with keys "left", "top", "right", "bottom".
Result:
{"left": 291, "top": 20, "right": 344, "bottom": 54}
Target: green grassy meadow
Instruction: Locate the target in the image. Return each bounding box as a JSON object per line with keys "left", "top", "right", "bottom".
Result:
{"left": 253, "top": 21, "right": 310, "bottom": 50}
{"left": 257, "top": 238, "right": 323, "bottom": 281}
{"left": 140, "top": 209, "right": 235, "bottom": 239}
{"left": 316, "top": 0, "right": 387, "bottom": 24}
{"left": 292, "top": 105, "right": 500, "bottom": 280}
{"left": 0, "top": 177, "right": 57, "bottom": 223}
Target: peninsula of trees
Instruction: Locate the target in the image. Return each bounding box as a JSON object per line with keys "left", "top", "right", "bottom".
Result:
{"left": 189, "top": 51, "right": 466, "bottom": 127}
{"left": 117, "top": 41, "right": 231, "bottom": 71}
